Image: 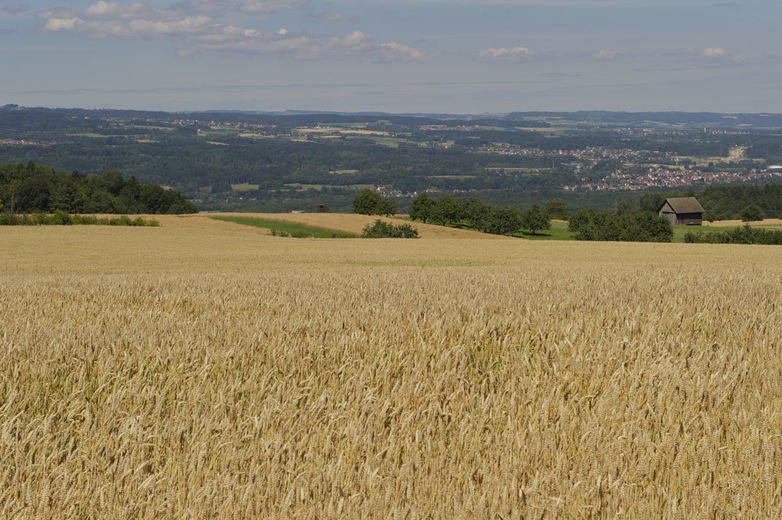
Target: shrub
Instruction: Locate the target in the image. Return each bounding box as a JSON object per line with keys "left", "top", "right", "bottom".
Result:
{"left": 361, "top": 219, "right": 419, "bottom": 238}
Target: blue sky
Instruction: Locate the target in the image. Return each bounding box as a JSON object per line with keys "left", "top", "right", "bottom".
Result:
{"left": 1, "top": 0, "right": 780, "bottom": 113}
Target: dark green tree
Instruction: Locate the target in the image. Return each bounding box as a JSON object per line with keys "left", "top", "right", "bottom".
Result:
{"left": 460, "top": 198, "right": 489, "bottom": 229}
{"left": 522, "top": 203, "right": 551, "bottom": 235}
{"left": 377, "top": 196, "right": 397, "bottom": 217}
{"left": 482, "top": 206, "right": 523, "bottom": 235}
{"left": 430, "top": 196, "right": 463, "bottom": 225}
{"left": 568, "top": 209, "right": 671, "bottom": 242}
{"left": 352, "top": 189, "right": 396, "bottom": 216}
{"left": 361, "top": 219, "right": 419, "bottom": 238}
{"left": 741, "top": 204, "right": 765, "bottom": 222}
{"left": 409, "top": 193, "right": 437, "bottom": 222}
{"left": 0, "top": 162, "right": 195, "bottom": 214}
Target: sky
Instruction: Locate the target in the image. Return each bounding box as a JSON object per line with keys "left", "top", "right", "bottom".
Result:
{"left": 1, "top": 0, "right": 781, "bottom": 113}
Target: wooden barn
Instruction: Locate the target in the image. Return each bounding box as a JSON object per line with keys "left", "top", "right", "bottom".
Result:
{"left": 657, "top": 197, "right": 704, "bottom": 225}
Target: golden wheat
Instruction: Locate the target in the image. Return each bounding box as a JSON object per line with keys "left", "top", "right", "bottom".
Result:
{"left": 1, "top": 219, "right": 781, "bottom": 518}
{"left": 213, "top": 212, "right": 503, "bottom": 239}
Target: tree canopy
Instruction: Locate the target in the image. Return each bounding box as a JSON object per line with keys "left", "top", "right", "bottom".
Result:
{"left": 568, "top": 209, "right": 673, "bottom": 242}
{"left": 352, "top": 189, "right": 396, "bottom": 216}
{"left": 0, "top": 162, "right": 196, "bottom": 214}
{"left": 408, "top": 193, "right": 550, "bottom": 236}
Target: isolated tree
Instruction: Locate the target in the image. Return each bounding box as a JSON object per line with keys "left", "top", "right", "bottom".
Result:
{"left": 352, "top": 189, "right": 396, "bottom": 216}
{"left": 741, "top": 204, "right": 765, "bottom": 222}
{"left": 352, "top": 189, "right": 381, "bottom": 215}
{"left": 409, "top": 193, "right": 436, "bottom": 222}
{"left": 482, "top": 206, "right": 523, "bottom": 235}
{"left": 523, "top": 203, "right": 551, "bottom": 235}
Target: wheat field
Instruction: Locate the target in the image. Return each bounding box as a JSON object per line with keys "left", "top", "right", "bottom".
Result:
{"left": 212, "top": 212, "right": 503, "bottom": 239}
{"left": 1, "top": 217, "right": 781, "bottom": 518}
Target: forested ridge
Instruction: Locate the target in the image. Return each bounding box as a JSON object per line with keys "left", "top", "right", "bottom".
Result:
{"left": 0, "top": 162, "right": 196, "bottom": 214}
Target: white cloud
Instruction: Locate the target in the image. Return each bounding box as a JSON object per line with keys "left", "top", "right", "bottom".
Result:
{"left": 127, "top": 16, "right": 214, "bottom": 35}
{"left": 85, "top": 1, "right": 123, "bottom": 18}
{"left": 192, "top": 28, "right": 428, "bottom": 62}
{"left": 702, "top": 47, "right": 726, "bottom": 58}
{"left": 43, "top": 17, "right": 79, "bottom": 31}
{"left": 239, "top": 0, "right": 306, "bottom": 14}
{"left": 476, "top": 46, "right": 535, "bottom": 62}
{"left": 680, "top": 47, "right": 747, "bottom": 63}
{"left": 377, "top": 42, "right": 428, "bottom": 62}
{"left": 593, "top": 48, "right": 618, "bottom": 60}
{"left": 40, "top": 1, "right": 428, "bottom": 62}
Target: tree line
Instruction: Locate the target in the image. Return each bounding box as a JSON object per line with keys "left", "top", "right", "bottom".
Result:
{"left": 0, "top": 211, "right": 159, "bottom": 227}
{"left": 0, "top": 162, "right": 196, "bottom": 214}
{"left": 684, "top": 225, "right": 782, "bottom": 245}
{"left": 408, "top": 193, "right": 550, "bottom": 236}
{"left": 568, "top": 209, "right": 674, "bottom": 242}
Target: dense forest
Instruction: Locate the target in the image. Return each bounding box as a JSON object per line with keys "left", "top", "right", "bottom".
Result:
{"left": 0, "top": 162, "right": 196, "bottom": 214}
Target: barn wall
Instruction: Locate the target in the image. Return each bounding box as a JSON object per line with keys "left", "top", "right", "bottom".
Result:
{"left": 677, "top": 213, "right": 703, "bottom": 225}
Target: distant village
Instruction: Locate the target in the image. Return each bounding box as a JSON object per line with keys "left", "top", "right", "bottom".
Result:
{"left": 570, "top": 167, "right": 782, "bottom": 191}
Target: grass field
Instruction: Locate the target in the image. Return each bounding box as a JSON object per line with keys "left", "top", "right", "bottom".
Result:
{"left": 2, "top": 216, "right": 782, "bottom": 518}
{"left": 517, "top": 220, "right": 575, "bottom": 240}
{"left": 230, "top": 183, "right": 260, "bottom": 192}
{"left": 210, "top": 215, "right": 358, "bottom": 238}
{"left": 345, "top": 136, "right": 419, "bottom": 148}
{"left": 672, "top": 224, "right": 728, "bottom": 242}
{"left": 282, "top": 183, "right": 373, "bottom": 192}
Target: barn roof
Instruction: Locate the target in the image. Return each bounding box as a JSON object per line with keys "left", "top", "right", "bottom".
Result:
{"left": 659, "top": 197, "right": 704, "bottom": 214}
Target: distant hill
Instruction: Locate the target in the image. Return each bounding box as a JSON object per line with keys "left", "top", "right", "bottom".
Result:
{"left": 2, "top": 105, "right": 782, "bottom": 214}
{"left": 505, "top": 111, "right": 782, "bottom": 128}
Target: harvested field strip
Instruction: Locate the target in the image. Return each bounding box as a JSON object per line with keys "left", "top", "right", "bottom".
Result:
{"left": 210, "top": 215, "right": 358, "bottom": 238}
